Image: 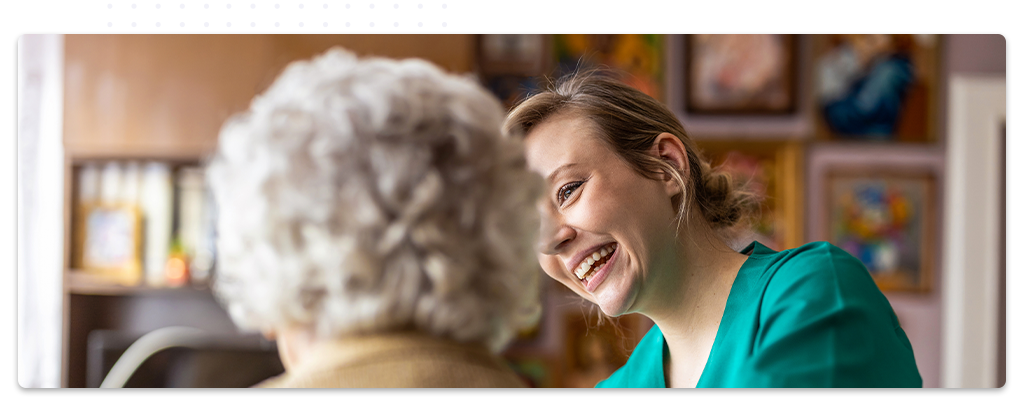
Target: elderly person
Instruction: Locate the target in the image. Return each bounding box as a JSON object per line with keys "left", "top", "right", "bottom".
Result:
{"left": 206, "top": 48, "right": 542, "bottom": 388}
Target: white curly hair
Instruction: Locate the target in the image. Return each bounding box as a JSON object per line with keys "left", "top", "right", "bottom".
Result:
{"left": 206, "top": 48, "right": 543, "bottom": 352}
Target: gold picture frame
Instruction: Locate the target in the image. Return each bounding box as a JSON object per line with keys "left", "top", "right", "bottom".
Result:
{"left": 73, "top": 203, "right": 143, "bottom": 286}
{"left": 823, "top": 170, "right": 935, "bottom": 293}
{"left": 695, "top": 140, "right": 805, "bottom": 251}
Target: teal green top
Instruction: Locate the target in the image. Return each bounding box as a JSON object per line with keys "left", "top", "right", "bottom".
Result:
{"left": 596, "top": 241, "right": 922, "bottom": 388}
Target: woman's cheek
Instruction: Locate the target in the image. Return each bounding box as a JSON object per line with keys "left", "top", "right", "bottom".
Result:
{"left": 582, "top": 180, "right": 632, "bottom": 228}
{"left": 538, "top": 254, "right": 565, "bottom": 281}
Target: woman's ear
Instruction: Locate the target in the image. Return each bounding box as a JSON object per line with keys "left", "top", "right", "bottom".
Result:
{"left": 651, "top": 133, "right": 689, "bottom": 197}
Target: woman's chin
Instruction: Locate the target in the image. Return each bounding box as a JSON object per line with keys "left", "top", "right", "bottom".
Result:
{"left": 597, "top": 304, "right": 627, "bottom": 317}
{"left": 593, "top": 290, "right": 636, "bottom": 317}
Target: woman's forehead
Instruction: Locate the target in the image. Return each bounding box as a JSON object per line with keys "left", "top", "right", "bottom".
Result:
{"left": 524, "top": 115, "right": 616, "bottom": 180}
{"left": 528, "top": 113, "right": 606, "bottom": 148}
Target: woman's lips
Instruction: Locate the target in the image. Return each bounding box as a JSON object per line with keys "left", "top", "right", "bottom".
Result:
{"left": 583, "top": 245, "right": 618, "bottom": 292}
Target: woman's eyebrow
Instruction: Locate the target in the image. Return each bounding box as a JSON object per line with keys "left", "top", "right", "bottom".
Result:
{"left": 546, "top": 163, "right": 580, "bottom": 183}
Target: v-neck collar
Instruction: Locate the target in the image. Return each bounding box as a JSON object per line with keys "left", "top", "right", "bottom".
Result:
{"left": 659, "top": 241, "right": 769, "bottom": 388}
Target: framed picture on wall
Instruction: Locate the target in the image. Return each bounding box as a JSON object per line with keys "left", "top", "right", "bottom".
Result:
{"left": 74, "top": 204, "right": 144, "bottom": 286}
{"left": 696, "top": 140, "right": 805, "bottom": 251}
{"left": 685, "top": 34, "right": 798, "bottom": 115}
{"left": 823, "top": 170, "right": 935, "bottom": 292}
{"left": 477, "top": 35, "right": 549, "bottom": 110}
{"left": 478, "top": 34, "right": 548, "bottom": 76}
{"left": 552, "top": 34, "right": 665, "bottom": 101}
{"left": 812, "top": 34, "right": 940, "bottom": 142}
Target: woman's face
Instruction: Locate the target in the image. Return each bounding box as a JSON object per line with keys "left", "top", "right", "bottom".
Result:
{"left": 524, "top": 113, "right": 681, "bottom": 316}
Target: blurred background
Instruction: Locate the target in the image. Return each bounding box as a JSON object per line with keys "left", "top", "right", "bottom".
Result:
{"left": 17, "top": 34, "right": 1006, "bottom": 388}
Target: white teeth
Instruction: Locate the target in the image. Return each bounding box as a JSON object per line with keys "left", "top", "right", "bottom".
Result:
{"left": 573, "top": 244, "right": 618, "bottom": 282}
{"left": 575, "top": 263, "right": 591, "bottom": 279}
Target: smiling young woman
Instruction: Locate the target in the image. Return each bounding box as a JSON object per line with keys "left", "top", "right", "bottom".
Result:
{"left": 503, "top": 71, "right": 922, "bottom": 388}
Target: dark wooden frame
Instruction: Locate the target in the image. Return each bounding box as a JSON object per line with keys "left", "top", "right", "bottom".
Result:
{"left": 476, "top": 34, "right": 550, "bottom": 76}
{"left": 684, "top": 34, "right": 798, "bottom": 115}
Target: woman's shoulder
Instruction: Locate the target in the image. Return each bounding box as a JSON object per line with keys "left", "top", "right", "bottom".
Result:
{"left": 740, "top": 242, "right": 920, "bottom": 387}
{"left": 764, "top": 240, "right": 856, "bottom": 262}
{"left": 759, "top": 241, "right": 871, "bottom": 280}
{"left": 754, "top": 241, "right": 883, "bottom": 308}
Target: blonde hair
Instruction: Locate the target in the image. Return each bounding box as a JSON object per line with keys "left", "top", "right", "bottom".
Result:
{"left": 503, "top": 71, "right": 758, "bottom": 239}
{"left": 207, "top": 48, "right": 542, "bottom": 352}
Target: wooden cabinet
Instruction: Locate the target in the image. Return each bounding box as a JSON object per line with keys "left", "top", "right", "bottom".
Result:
{"left": 60, "top": 34, "right": 476, "bottom": 387}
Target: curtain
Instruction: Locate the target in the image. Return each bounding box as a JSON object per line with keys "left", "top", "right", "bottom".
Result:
{"left": 18, "top": 33, "right": 65, "bottom": 388}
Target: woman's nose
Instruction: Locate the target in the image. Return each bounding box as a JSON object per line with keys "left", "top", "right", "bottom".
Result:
{"left": 536, "top": 203, "right": 575, "bottom": 255}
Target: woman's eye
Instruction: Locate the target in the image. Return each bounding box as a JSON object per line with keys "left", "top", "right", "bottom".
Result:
{"left": 557, "top": 181, "right": 584, "bottom": 205}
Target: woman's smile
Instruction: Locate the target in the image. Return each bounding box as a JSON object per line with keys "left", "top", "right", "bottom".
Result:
{"left": 580, "top": 243, "right": 619, "bottom": 292}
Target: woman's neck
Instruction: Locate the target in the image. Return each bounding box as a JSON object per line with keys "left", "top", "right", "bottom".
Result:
{"left": 639, "top": 230, "right": 748, "bottom": 387}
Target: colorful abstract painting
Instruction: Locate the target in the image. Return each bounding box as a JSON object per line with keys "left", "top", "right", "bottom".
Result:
{"left": 826, "top": 173, "right": 934, "bottom": 292}
{"left": 553, "top": 34, "right": 664, "bottom": 101}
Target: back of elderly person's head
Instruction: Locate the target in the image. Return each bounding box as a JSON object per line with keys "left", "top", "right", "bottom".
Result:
{"left": 206, "top": 48, "right": 543, "bottom": 352}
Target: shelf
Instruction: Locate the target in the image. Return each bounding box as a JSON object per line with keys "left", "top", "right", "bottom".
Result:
{"left": 65, "top": 147, "right": 211, "bottom": 164}
{"left": 65, "top": 271, "right": 211, "bottom": 297}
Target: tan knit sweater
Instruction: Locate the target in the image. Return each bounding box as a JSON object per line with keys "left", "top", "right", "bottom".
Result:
{"left": 256, "top": 331, "right": 526, "bottom": 388}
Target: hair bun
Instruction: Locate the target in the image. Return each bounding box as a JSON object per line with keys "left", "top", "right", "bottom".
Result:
{"left": 696, "top": 166, "right": 759, "bottom": 230}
